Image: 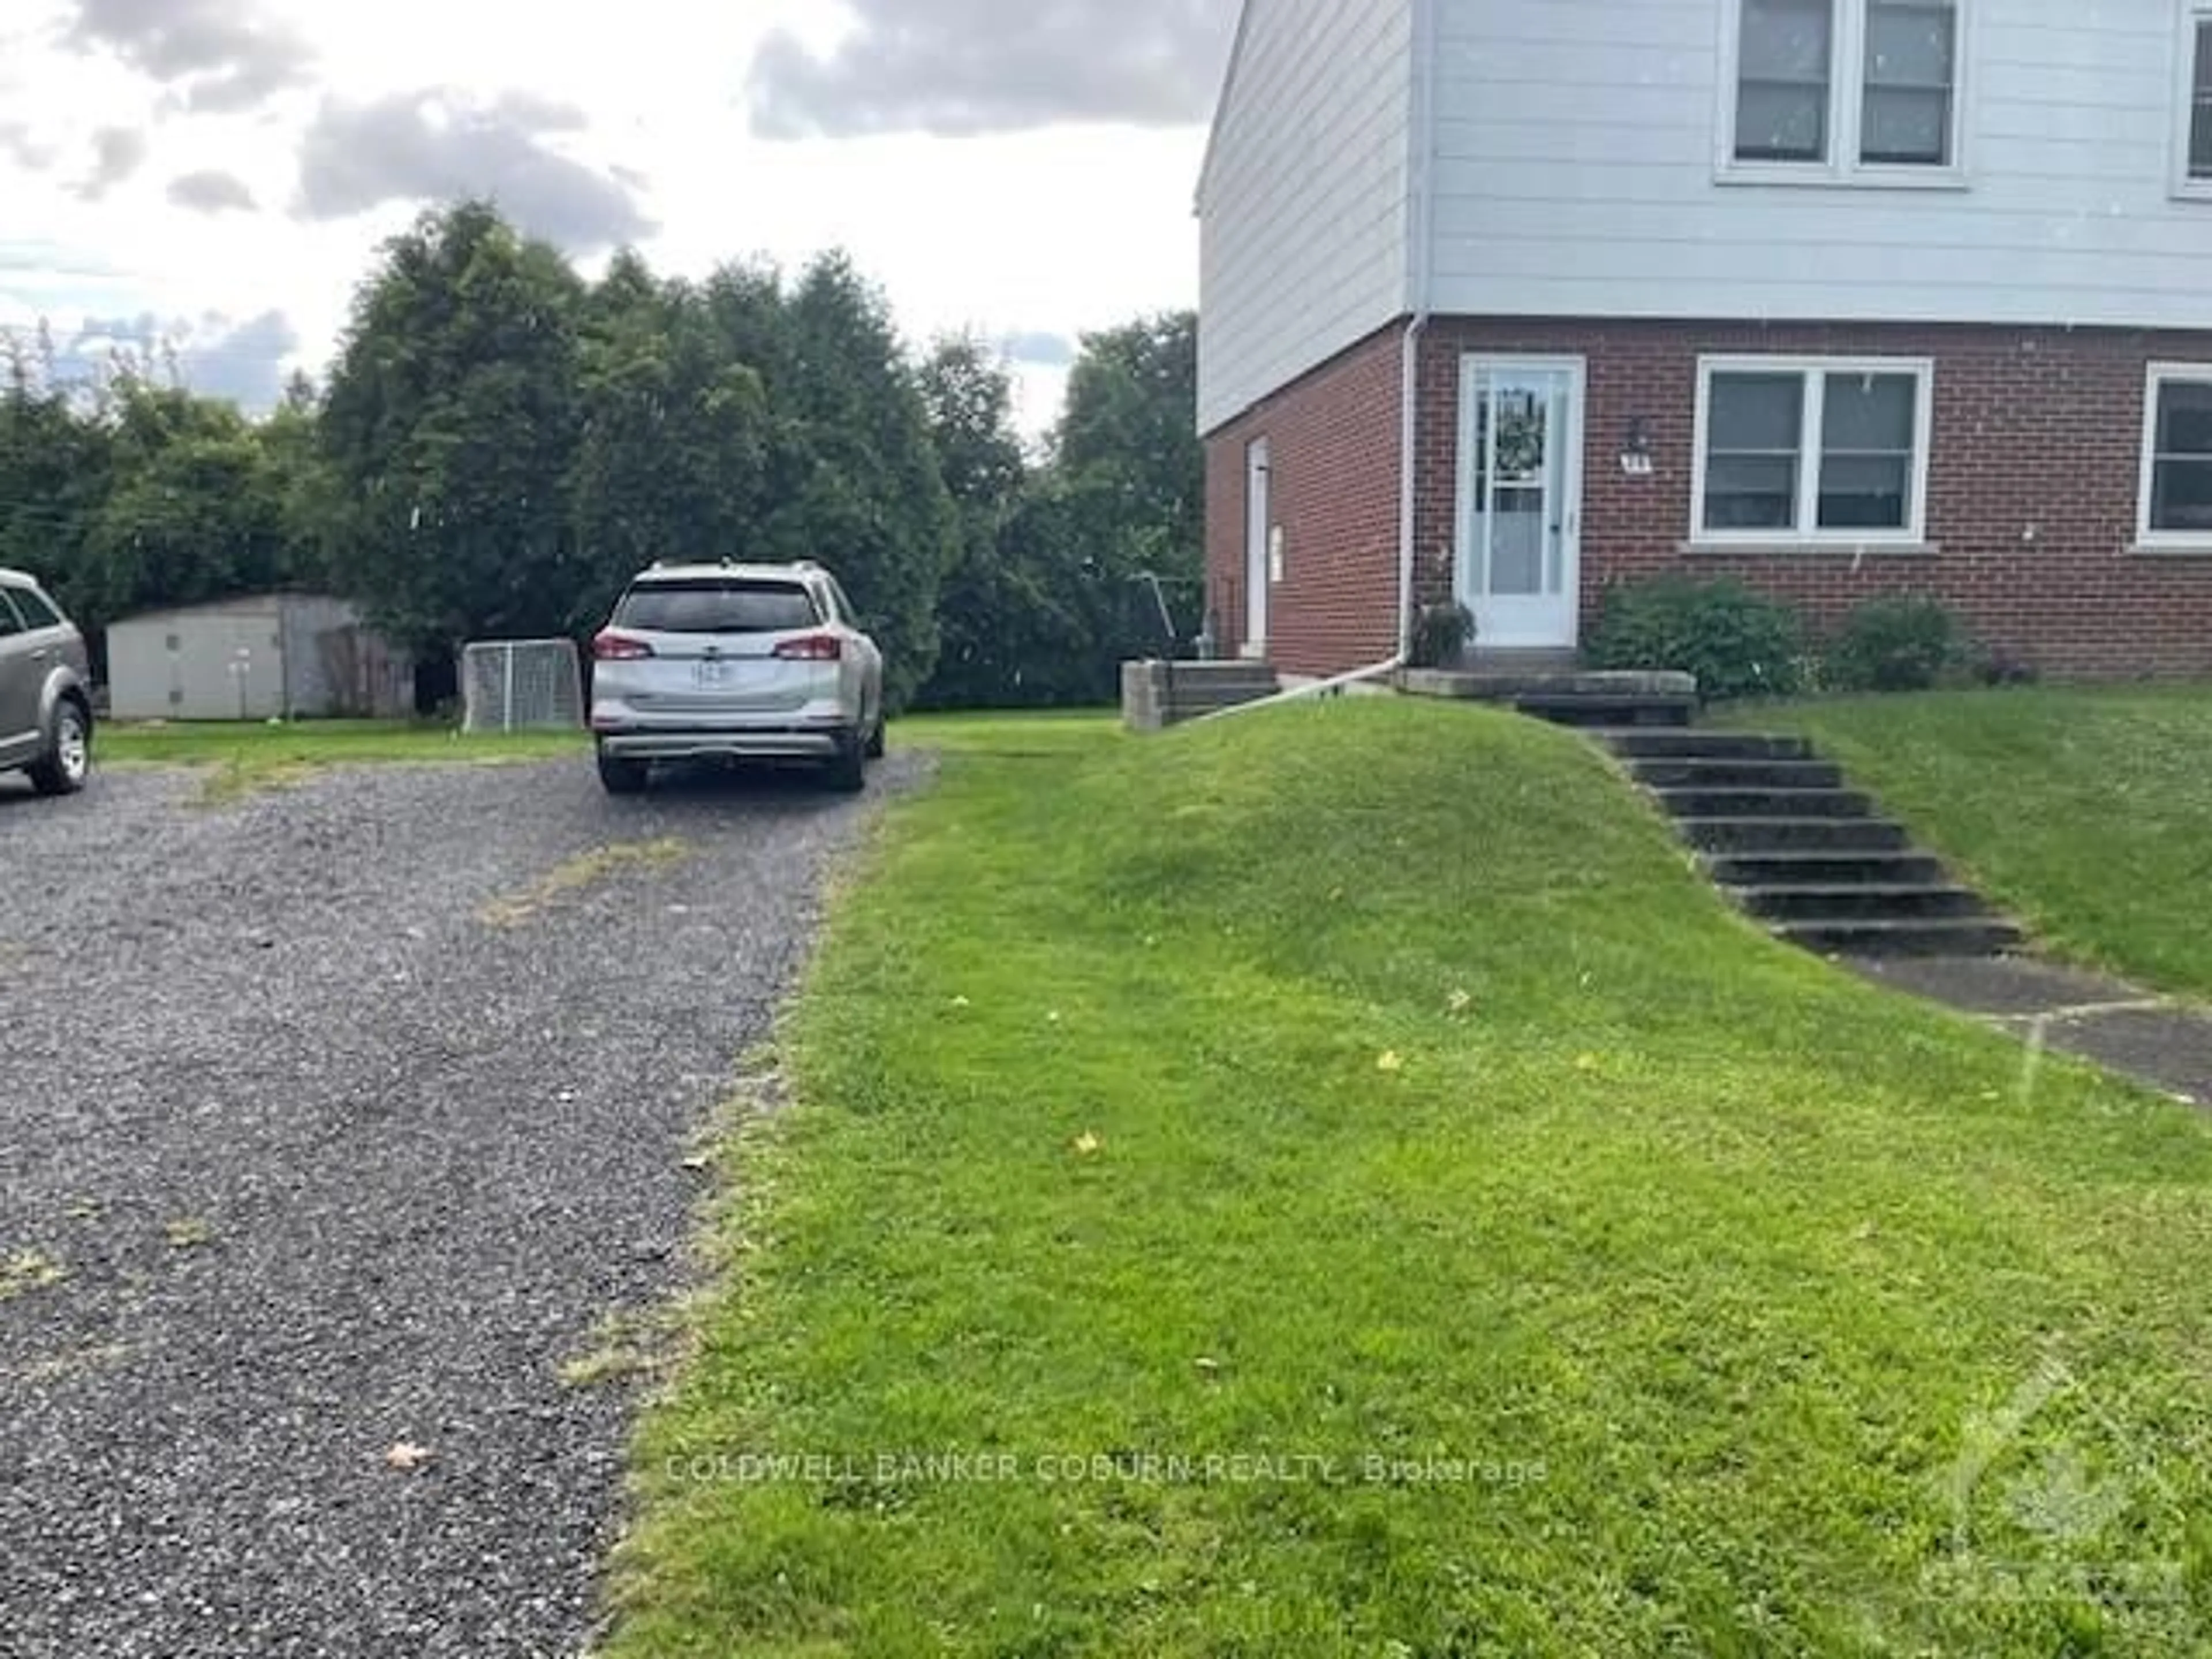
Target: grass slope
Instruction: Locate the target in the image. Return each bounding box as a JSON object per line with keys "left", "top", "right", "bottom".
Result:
{"left": 612, "top": 700, "right": 2212, "bottom": 1657}
{"left": 1724, "top": 688, "right": 2212, "bottom": 998}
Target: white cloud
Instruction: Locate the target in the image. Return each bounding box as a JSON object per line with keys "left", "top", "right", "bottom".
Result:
{"left": 0, "top": 0, "right": 1222, "bottom": 427}
{"left": 749, "top": 0, "right": 1233, "bottom": 139}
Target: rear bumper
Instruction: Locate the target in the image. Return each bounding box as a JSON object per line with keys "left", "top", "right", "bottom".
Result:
{"left": 593, "top": 720, "right": 850, "bottom": 762}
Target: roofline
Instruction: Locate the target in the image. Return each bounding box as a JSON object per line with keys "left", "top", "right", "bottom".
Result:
{"left": 1193, "top": 0, "right": 1257, "bottom": 214}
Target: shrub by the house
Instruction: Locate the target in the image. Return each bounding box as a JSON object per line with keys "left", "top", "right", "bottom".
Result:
{"left": 1586, "top": 575, "right": 1804, "bottom": 703}
{"left": 1409, "top": 601, "right": 1476, "bottom": 669}
{"left": 1825, "top": 596, "right": 1973, "bottom": 693}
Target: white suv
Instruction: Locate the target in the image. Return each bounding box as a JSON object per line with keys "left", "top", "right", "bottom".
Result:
{"left": 588, "top": 563, "right": 886, "bottom": 796}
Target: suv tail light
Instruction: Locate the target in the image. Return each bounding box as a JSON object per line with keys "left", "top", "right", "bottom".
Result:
{"left": 772, "top": 634, "right": 843, "bottom": 662}
{"left": 594, "top": 630, "right": 655, "bottom": 661}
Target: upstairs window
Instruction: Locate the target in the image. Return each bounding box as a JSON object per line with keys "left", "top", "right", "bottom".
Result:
{"left": 1736, "top": 0, "right": 1834, "bottom": 163}
{"left": 2181, "top": 9, "right": 2212, "bottom": 192}
{"left": 1862, "top": 3, "right": 1957, "bottom": 165}
{"left": 1729, "top": 0, "right": 1963, "bottom": 179}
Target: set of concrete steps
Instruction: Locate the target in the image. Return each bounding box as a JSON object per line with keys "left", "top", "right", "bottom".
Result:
{"left": 1600, "top": 729, "right": 2023, "bottom": 958}
{"left": 1120, "top": 660, "right": 1279, "bottom": 730}
{"left": 1399, "top": 667, "right": 1698, "bottom": 728}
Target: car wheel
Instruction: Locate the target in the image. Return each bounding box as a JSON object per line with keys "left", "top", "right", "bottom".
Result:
{"left": 826, "top": 731, "right": 868, "bottom": 794}
{"left": 864, "top": 715, "right": 887, "bottom": 760}
{"left": 597, "top": 745, "right": 650, "bottom": 796}
{"left": 27, "top": 700, "right": 90, "bottom": 797}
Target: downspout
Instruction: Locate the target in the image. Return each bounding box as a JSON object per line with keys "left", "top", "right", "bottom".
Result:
{"left": 1201, "top": 0, "right": 1439, "bottom": 718}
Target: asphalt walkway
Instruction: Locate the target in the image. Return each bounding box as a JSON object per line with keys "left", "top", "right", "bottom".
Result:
{"left": 1847, "top": 955, "right": 2212, "bottom": 1108}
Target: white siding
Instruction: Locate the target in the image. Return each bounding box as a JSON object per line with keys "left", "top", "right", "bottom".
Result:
{"left": 1198, "top": 0, "right": 1416, "bottom": 433}
{"left": 1427, "top": 0, "right": 2212, "bottom": 328}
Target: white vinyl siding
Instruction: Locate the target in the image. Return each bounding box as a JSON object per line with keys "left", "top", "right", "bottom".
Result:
{"left": 1692, "top": 357, "right": 1934, "bottom": 547}
{"left": 1196, "top": 0, "right": 1414, "bottom": 434}
{"left": 1425, "top": 0, "right": 2212, "bottom": 332}
{"left": 2138, "top": 365, "right": 2212, "bottom": 548}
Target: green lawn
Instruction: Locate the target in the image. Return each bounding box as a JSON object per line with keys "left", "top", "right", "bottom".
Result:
{"left": 99, "top": 718, "right": 587, "bottom": 797}
{"left": 96, "top": 717, "right": 588, "bottom": 801}
{"left": 607, "top": 699, "right": 2212, "bottom": 1656}
{"left": 1721, "top": 687, "right": 2212, "bottom": 999}
{"left": 94, "top": 713, "right": 1104, "bottom": 798}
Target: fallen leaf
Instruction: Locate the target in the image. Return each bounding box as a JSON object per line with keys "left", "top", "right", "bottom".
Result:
{"left": 384, "top": 1441, "right": 435, "bottom": 1472}
{"left": 1195, "top": 1357, "right": 1222, "bottom": 1378}
{"left": 1446, "top": 989, "right": 1473, "bottom": 1016}
{"left": 1574, "top": 1054, "right": 1601, "bottom": 1074}
{"left": 1377, "top": 1051, "right": 1404, "bottom": 1074}
{"left": 949, "top": 995, "right": 971, "bottom": 1010}
{"left": 1071, "top": 1132, "right": 1103, "bottom": 1157}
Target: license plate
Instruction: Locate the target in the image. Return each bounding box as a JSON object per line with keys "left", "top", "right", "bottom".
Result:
{"left": 695, "top": 660, "right": 734, "bottom": 688}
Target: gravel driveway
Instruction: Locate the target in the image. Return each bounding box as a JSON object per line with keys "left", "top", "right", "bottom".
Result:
{"left": 0, "top": 753, "right": 916, "bottom": 1657}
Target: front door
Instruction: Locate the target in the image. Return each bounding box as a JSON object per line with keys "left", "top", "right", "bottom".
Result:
{"left": 1244, "top": 438, "right": 1270, "bottom": 657}
{"left": 1456, "top": 358, "right": 1585, "bottom": 650}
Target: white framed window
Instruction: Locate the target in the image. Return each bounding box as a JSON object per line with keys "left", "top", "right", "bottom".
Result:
{"left": 1721, "top": 0, "right": 1967, "bottom": 184}
{"left": 2138, "top": 365, "right": 2212, "bottom": 548}
{"left": 2174, "top": 5, "right": 2212, "bottom": 199}
{"left": 1692, "top": 357, "right": 1936, "bottom": 547}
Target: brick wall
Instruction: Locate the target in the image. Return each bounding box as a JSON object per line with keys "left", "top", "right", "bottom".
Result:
{"left": 1205, "top": 315, "right": 2212, "bottom": 680}
{"left": 1203, "top": 324, "right": 1406, "bottom": 676}
{"left": 1416, "top": 318, "right": 2212, "bottom": 680}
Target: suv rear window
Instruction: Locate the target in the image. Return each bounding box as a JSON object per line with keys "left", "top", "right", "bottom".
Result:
{"left": 9, "top": 586, "right": 60, "bottom": 630}
{"left": 616, "top": 579, "right": 820, "bottom": 635}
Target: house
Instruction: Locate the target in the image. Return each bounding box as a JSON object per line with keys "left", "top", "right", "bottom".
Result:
{"left": 1198, "top": 0, "right": 2212, "bottom": 681}
{"left": 107, "top": 594, "right": 414, "bottom": 721}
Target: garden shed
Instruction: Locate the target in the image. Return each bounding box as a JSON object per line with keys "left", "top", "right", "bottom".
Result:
{"left": 106, "top": 594, "right": 414, "bottom": 721}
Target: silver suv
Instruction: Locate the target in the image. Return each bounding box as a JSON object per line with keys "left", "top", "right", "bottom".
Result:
{"left": 0, "top": 569, "right": 93, "bottom": 797}
{"left": 589, "top": 562, "right": 886, "bottom": 796}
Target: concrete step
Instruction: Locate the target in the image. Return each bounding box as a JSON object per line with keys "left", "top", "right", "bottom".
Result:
{"left": 1467, "top": 648, "right": 1582, "bottom": 672}
{"left": 1778, "top": 916, "right": 2027, "bottom": 958}
{"left": 1630, "top": 757, "right": 1844, "bottom": 791}
{"left": 1521, "top": 695, "right": 1696, "bottom": 729}
{"left": 1676, "top": 817, "right": 1912, "bottom": 854}
{"left": 1737, "top": 883, "right": 1993, "bottom": 923}
{"left": 1599, "top": 730, "right": 1812, "bottom": 761}
{"left": 1653, "top": 787, "right": 1874, "bottom": 820}
{"left": 1164, "top": 670, "right": 1279, "bottom": 692}
{"left": 1164, "top": 686, "right": 1277, "bottom": 709}
{"left": 1702, "top": 849, "right": 1948, "bottom": 887}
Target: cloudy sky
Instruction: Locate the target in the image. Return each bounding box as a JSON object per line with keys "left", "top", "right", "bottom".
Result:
{"left": 0, "top": 0, "right": 1238, "bottom": 428}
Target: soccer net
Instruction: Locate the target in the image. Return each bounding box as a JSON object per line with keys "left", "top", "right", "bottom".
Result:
{"left": 462, "top": 639, "right": 585, "bottom": 734}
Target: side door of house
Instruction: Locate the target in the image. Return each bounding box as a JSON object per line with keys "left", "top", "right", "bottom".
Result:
{"left": 1244, "top": 438, "right": 1271, "bottom": 657}
{"left": 1456, "top": 357, "right": 1586, "bottom": 652}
